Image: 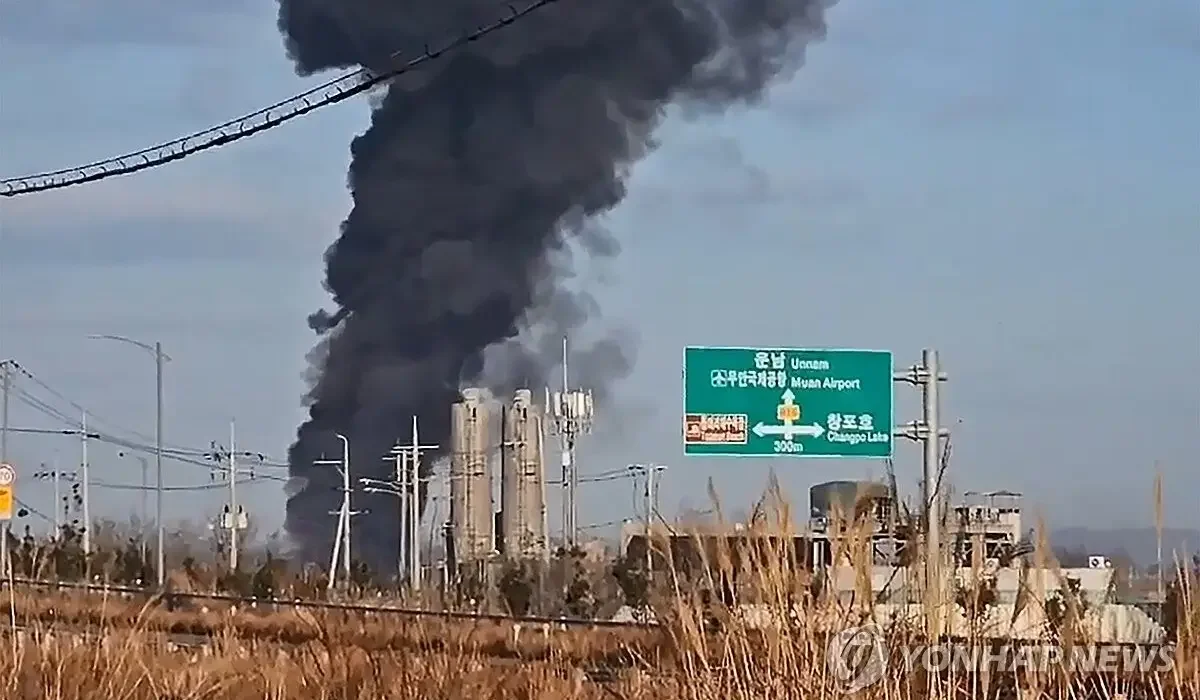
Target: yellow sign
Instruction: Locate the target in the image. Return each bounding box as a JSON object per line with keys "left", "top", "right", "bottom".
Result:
{"left": 777, "top": 402, "right": 801, "bottom": 423}
{"left": 0, "top": 485, "right": 12, "bottom": 521}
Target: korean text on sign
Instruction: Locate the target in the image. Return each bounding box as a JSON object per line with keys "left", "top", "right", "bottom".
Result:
{"left": 711, "top": 369, "right": 789, "bottom": 389}
{"left": 684, "top": 413, "right": 749, "bottom": 445}
{"left": 826, "top": 413, "right": 875, "bottom": 431}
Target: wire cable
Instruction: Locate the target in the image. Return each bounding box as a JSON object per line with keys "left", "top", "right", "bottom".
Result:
{"left": 9, "top": 388, "right": 209, "bottom": 465}
{"left": 90, "top": 477, "right": 281, "bottom": 492}
{"left": 12, "top": 498, "right": 53, "bottom": 524}
{"left": 578, "top": 519, "right": 622, "bottom": 532}
{"left": 4, "top": 360, "right": 286, "bottom": 470}
{"left": 0, "top": 0, "right": 558, "bottom": 197}
{"left": 4, "top": 360, "right": 209, "bottom": 456}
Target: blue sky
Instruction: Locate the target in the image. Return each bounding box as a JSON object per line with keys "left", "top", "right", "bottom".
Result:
{"left": 0, "top": 0, "right": 1196, "bottom": 541}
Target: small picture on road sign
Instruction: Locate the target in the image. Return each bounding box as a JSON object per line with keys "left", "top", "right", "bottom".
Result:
{"left": 684, "top": 413, "right": 749, "bottom": 445}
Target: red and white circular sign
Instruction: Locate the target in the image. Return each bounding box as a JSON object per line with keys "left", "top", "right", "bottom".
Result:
{"left": 0, "top": 464, "right": 14, "bottom": 486}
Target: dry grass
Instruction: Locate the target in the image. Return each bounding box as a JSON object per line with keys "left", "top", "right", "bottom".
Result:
{"left": 3, "top": 588, "right": 662, "bottom": 666}
{"left": 3, "top": 493, "right": 1198, "bottom": 699}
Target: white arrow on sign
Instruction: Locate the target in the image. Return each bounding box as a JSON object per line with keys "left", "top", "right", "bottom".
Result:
{"left": 754, "top": 387, "right": 824, "bottom": 440}
{"left": 753, "top": 422, "right": 825, "bottom": 439}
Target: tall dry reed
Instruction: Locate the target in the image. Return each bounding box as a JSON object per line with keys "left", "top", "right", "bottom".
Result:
{"left": 3, "top": 485, "right": 1195, "bottom": 699}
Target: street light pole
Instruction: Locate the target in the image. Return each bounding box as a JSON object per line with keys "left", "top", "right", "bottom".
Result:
{"left": 155, "top": 341, "right": 164, "bottom": 584}
{"left": 139, "top": 456, "right": 148, "bottom": 558}
{"left": 87, "top": 334, "right": 170, "bottom": 587}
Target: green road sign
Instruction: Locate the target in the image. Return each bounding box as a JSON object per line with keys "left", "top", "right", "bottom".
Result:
{"left": 683, "top": 347, "right": 893, "bottom": 458}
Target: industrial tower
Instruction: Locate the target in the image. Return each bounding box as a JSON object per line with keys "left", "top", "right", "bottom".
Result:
{"left": 500, "top": 389, "right": 548, "bottom": 561}
{"left": 546, "top": 337, "right": 594, "bottom": 547}
{"left": 448, "top": 388, "right": 495, "bottom": 566}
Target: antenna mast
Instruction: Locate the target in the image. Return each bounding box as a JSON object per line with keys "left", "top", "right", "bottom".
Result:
{"left": 547, "top": 336, "right": 594, "bottom": 548}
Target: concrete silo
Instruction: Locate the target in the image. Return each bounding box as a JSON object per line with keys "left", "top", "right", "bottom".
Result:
{"left": 500, "top": 389, "right": 548, "bottom": 560}
{"left": 449, "top": 388, "right": 495, "bottom": 563}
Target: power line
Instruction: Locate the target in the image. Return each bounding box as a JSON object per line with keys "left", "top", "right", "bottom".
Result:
{"left": 578, "top": 519, "right": 622, "bottom": 532}
{"left": 91, "top": 477, "right": 283, "bottom": 492}
{"left": 12, "top": 498, "right": 53, "bottom": 524}
{"left": 0, "top": 0, "right": 558, "bottom": 198}
{"left": 3, "top": 360, "right": 288, "bottom": 470}
{"left": 3, "top": 360, "right": 206, "bottom": 455}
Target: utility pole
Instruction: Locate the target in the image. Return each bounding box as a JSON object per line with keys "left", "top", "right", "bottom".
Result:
{"left": 155, "top": 341, "right": 165, "bottom": 587}
{"left": 81, "top": 411, "right": 90, "bottom": 556}
{"left": 1, "top": 361, "right": 9, "bottom": 578}
{"left": 628, "top": 464, "right": 667, "bottom": 576}
{"left": 2, "top": 360, "right": 9, "bottom": 466}
{"left": 339, "top": 435, "right": 350, "bottom": 582}
{"left": 396, "top": 451, "right": 410, "bottom": 585}
{"left": 86, "top": 335, "right": 169, "bottom": 587}
{"left": 404, "top": 416, "right": 436, "bottom": 593}
{"left": 221, "top": 420, "right": 248, "bottom": 571}
{"left": 367, "top": 419, "right": 437, "bottom": 594}
{"left": 55, "top": 460, "right": 62, "bottom": 535}
{"left": 366, "top": 452, "right": 409, "bottom": 587}
{"left": 207, "top": 425, "right": 262, "bottom": 573}
{"left": 139, "top": 456, "right": 148, "bottom": 559}
{"left": 546, "top": 336, "right": 594, "bottom": 548}
{"left": 893, "top": 348, "right": 948, "bottom": 639}
{"left": 34, "top": 458, "right": 74, "bottom": 537}
{"left": 316, "top": 434, "right": 355, "bottom": 590}
{"left": 49, "top": 462, "right": 59, "bottom": 534}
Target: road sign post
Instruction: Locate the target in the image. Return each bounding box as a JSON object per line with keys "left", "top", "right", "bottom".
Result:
{"left": 0, "top": 463, "right": 14, "bottom": 579}
{"left": 893, "top": 349, "right": 950, "bottom": 639}
{"left": 683, "top": 347, "right": 894, "bottom": 458}
{"left": 0, "top": 463, "right": 13, "bottom": 522}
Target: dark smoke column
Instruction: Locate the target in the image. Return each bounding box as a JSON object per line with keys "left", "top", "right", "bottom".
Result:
{"left": 277, "top": 0, "right": 833, "bottom": 571}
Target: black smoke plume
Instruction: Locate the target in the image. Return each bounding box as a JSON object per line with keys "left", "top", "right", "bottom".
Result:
{"left": 277, "top": 0, "right": 832, "bottom": 571}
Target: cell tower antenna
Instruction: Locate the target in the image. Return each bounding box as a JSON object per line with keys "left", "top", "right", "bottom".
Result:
{"left": 547, "top": 335, "right": 593, "bottom": 547}
{"left": 562, "top": 335, "right": 569, "bottom": 395}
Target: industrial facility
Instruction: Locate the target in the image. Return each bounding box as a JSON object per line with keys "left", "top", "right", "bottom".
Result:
{"left": 448, "top": 388, "right": 496, "bottom": 570}
{"left": 445, "top": 387, "right": 551, "bottom": 582}
{"left": 499, "top": 389, "right": 549, "bottom": 561}
{"left": 618, "top": 480, "right": 1165, "bottom": 643}
{"left": 620, "top": 479, "right": 1029, "bottom": 584}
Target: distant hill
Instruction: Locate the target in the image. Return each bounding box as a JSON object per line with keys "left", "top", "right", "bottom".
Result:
{"left": 1051, "top": 527, "right": 1200, "bottom": 570}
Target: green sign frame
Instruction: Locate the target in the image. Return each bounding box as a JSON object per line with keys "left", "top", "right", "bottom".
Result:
{"left": 683, "top": 346, "right": 894, "bottom": 458}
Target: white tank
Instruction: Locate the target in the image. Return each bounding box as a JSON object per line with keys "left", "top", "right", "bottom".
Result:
{"left": 450, "top": 388, "right": 495, "bottom": 562}
{"left": 501, "top": 389, "right": 547, "bottom": 560}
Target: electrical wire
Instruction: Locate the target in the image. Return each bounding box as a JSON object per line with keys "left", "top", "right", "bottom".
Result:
{"left": 12, "top": 498, "right": 53, "bottom": 524}
{"left": 0, "top": 0, "right": 559, "bottom": 197}
{"left": 90, "top": 477, "right": 282, "bottom": 492}
{"left": 4, "top": 360, "right": 287, "bottom": 470}
{"left": 3, "top": 360, "right": 210, "bottom": 456}
{"left": 578, "top": 519, "right": 622, "bottom": 532}
{"left": 4, "top": 360, "right": 632, "bottom": 503}
{"left": 9, "top": 388, "right": 213, "bottom": 468}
